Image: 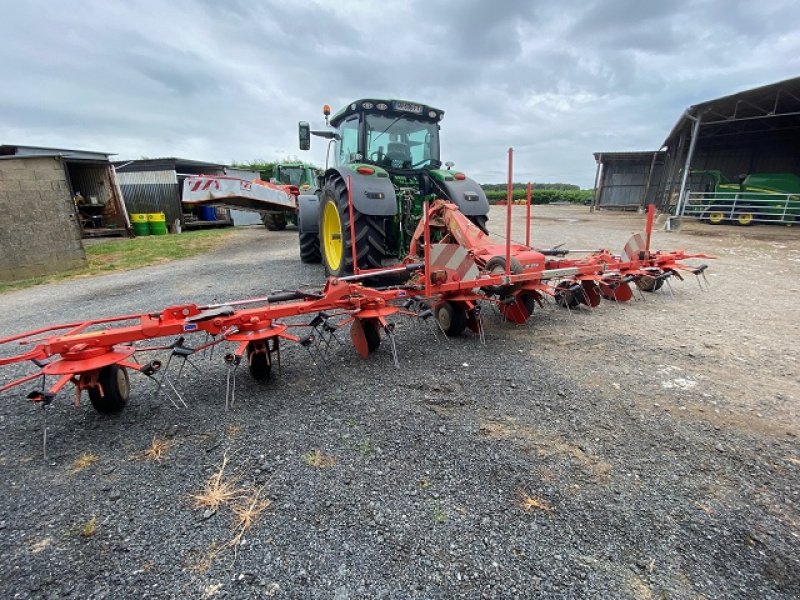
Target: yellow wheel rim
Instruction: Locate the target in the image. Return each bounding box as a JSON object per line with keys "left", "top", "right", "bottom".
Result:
{"left": 737, "top": 212, "right": 753, "bottom": 225}
{"left": 708, "top": 211, "right": 724, "bottom": 224}
{"left": 322, "top": 200, "right": 343, "bottom": 272}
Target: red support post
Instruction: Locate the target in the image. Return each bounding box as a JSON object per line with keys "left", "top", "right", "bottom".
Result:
{"left": 525, "top": 181, "right": 532, "bottom": 248}
{"left": 347, "top": 175, "right": 359, "bottom": 274}
{"left": 645, "top": 203, "right": 655, "bottom": 256}
{"left": 423, "top": 200, "right": 431, "bottom": 297}
{"left": 505, "top": 148, "right": 513, "bottom": 276}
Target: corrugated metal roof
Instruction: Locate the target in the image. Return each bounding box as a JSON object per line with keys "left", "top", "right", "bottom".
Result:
{"left": 0, "top": 144, "right": 114, "bottom": 160}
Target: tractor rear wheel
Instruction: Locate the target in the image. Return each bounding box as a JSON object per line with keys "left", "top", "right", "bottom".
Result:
{"left": 319, "top": 175, "right": 386, "bottom": 277}
{"left": 88, "top": 365, "right": 130, "bottom": 414}
{"left": 299, "top": 231, "right": 322, "bottom": 263}
{"left": 435, "top": 301, "right": 468, "bottom": 336}
{"left": 262, "top": 212, "right": 287, "bottom": 231}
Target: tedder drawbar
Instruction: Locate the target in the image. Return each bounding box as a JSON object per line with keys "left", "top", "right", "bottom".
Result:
{"left": 0, "top": 149, "right": 713, "bottom": 454}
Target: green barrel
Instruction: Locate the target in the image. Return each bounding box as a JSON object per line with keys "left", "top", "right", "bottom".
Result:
{"left": 131, "top": 213, "right": 149, "bottom": 236}
{"left": 147, "top": 212, "right": 168, "bottom": 235}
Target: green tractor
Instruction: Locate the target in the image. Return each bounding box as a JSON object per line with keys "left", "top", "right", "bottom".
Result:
{"left": 684, "top": 170, "right": 800, "bottom": 226}
{"left": 261, "top": 161, "right": 320, "bottom": 231}
{"left": 295, "top": 99, "right": 490, "bottom": 275}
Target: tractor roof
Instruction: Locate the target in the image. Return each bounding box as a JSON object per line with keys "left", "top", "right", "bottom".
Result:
{"left": 329, "top": 99, "right": 444, "bottom": 127}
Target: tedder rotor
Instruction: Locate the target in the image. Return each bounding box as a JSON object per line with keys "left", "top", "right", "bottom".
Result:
{"left": 0, "top": 149, "right": 714, "bottom": 454}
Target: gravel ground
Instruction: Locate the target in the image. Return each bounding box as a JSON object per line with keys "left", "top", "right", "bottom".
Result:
{"left": 0, "top": 206, "right": 798, "bottom": 599}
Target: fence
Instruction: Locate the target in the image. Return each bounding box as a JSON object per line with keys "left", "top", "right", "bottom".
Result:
{"left": 679, "top": 191, "right": 799, "bottom": 225}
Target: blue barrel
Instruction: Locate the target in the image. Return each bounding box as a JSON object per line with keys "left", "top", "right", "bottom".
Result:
{"left": 199, "top": 206, "right": 217, "bottom": 221}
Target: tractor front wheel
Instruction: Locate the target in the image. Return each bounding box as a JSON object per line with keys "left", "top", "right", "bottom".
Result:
{"left": 299, "top": 231, "right": 322, "bottom": 263}
{"left": 468, "top": 214, "right": 489, "bottom": 234}
{"left": 88, "top": 365, "right": 130, "bottom": 414}
{"left": 319, "top": 175, "right": 386, "bottom": 277}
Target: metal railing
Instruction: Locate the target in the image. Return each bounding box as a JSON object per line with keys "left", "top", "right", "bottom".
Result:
{"left": 679, "top": 191, "right": 799, "bottom": 225}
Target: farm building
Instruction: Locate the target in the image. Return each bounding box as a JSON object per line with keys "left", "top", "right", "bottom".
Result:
{"left": 115, "top": 158, "right": 261, "bottom": 230}
{"left": 591, "top": 76, "right": 800, "bottom": 213}
{"left": 0, "top": 144, "right": 130, "bottom": 283}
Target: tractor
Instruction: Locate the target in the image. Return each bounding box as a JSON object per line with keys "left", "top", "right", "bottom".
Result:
{"left": 683, "top": 170, "right": 800, "bottom": 226}
{"left": 295, "top": 99, "right": 490, "bottom": 275}
{"left": 261, "top": 161, "right": 320, "bottom": 231}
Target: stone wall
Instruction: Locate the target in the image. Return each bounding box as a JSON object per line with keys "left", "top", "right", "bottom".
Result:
{"left": 0, "top": 156, "right": 87, "bottom": 282}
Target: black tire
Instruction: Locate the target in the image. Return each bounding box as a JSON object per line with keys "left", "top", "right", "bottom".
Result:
{"left": 247, "top": 341, "right": 272, "bottom": 380}
{"left": 554, "top": 281, "right": 581, "bottom": 309}
{"left": 734, "top": 208, "right": 755, "bottom": 226}
{"left": 88, "top": 365, "right": 130, "bottom": 414}
{"left": 636, "top": 274, "right": 665, "bottom": 292}
{"left": 483, "top": 255, "right": 523, "bottom": 296}
{"left": 467, "top": 214, "right": 489, "bottom": 234}
{"left": 262, "top": 212, "right": 287, "bottom": 231}
{"left": 299, "top": 231, "right": 322, "bottom": 263}
{"left": 320, "top": 174, "right": 387, "bottom": 277}
{"left": 435, "top": 301, "right": 468, "bottom": 336}
{"left": 364, "top": 320, "right": 381, "bottom": 354}
{"left": 518, "top": 292, "right": 536, "bottom": 316}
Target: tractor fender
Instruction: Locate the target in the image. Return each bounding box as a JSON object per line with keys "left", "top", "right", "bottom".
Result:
{"left": 324, "top": 167, "right": 398, "bottom": 216}
{"left": 436, "top": 176, "right": 490, "bottom": 216}
{"left": 297, "top": 194, "right": 321, "bottom": 233}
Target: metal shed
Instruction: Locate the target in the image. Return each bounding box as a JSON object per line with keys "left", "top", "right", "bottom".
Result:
{"left": 115, "top": 158, "right": 239, "bottom": 230}
{"left": 590, "top": 151, "right": 666, "bottom": 211}
{"left": 592, "top": 76, "right": 800, "bottom": 214}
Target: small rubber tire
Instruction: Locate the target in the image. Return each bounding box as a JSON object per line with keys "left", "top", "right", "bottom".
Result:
{"left": 554, "top": 281, "right": 581, "bottom": 309}
{"left": 247, "top": 341, "right": 272, "bottom": 381}
{"left": 364, "top": 320, "right": 381, "bottom": 354}
{"left": 263, "top": 212, "right": 288, "bottom": 231}
{"left": 735, "top": 210, "right": 755, "bottom": 226}
{"left": 636, "top": 274, "right": 665, "bottom": 292}
{"left": 484, "top": 256, "right": 523, "bottom": 296}
{"left": 435, "top": 301, "right": 468, "bottom": 336}
{"left": 88, "top": 365, "right": 130, "bottom": 414}
{"left": 299, "top": 231, "right": 322, "bottom": 263}
{"left": 518, "top": 292, "right": 536, "bottom": 316}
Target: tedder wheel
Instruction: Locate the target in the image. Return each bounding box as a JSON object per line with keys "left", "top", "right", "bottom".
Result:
{"left": 299, "top": 231, "right": 322, "bottom": 263}
{"left": 262, "top": 212, "right": 288, "bottom": 231}
{"left": 435, "top": 301, "right": 468, "bottom": 336}
{"left": 247, "top": 341, "right": 272, "bottom": 380}
{"left": 319, "top": 174, "right": 386, "bottom": 277}
{"left": 350, "top": 318, "right": 381, "bottom": 357}
{"left": 636, "top": 274, "right": 665, "bottom": 292}
{"left": 484, "top": 255, "right": 523, "bottom": 296}
{"left": 519, "top": 292, "right": 536, "bottom": 316}
{"left": 554, "top": 281, "right": 581, "bottom": 309}
{"left": 88, "top": 365, "right": 130, "bottom": 414}
{"left": 467, "top": 214, "right": 489, "bottom": 234}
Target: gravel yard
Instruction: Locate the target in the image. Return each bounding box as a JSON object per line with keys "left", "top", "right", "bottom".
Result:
{"left": 0, "top": 205, "right": 798, "bottom": 599}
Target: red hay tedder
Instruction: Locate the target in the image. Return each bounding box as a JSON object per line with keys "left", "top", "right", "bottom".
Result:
{"left": 0, "top": 149, "right": 713, "bottom": 454}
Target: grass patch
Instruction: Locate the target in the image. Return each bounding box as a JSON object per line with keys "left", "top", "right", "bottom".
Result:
{"left": 517, "top": 489, "right": 553, "bottom": 513}
{"left": 229, "top": 487, "right": 271, "bottom": 553}
{"left": 0, "top": 228, "right": 234, "bottom": 294}
{"left": 302, "top": 449, "right": 336, "bottom": 468}
{"left": 142, "top": 436, "right": 174, "bottom": 462}
{"left": 71, "top": 452, "right": 99, "bottom": 474}
{"left": 80, "top": 516, "right": 98, "bottom": 538}
{"left": 192, "top": 453, "right": 242, "bottom": 510}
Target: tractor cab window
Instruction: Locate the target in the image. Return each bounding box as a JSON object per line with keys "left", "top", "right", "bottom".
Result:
{"left": 337, "top": 116, "right": 360, "bottom": 165}
{"left": 365, "top": 114, "right": 439, "bottom": 169}
{"left": 278, "top": 167, "right": 303, "bottom": 186}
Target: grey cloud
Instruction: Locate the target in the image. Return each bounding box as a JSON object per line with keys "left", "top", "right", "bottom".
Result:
{"left": 0, "top": 0, "right": 798, "bottom": 186}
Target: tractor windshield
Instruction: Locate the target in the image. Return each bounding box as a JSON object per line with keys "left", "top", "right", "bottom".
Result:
{"left": 277, "top": 167, "right": 305, "bottom": 186}
{"left": 365, "top": 114, "right": 440, "bottom": 170}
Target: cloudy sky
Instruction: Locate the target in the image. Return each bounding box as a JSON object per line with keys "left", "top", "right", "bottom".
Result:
{"left": 1, "top": 0, "right": 798, "bottom": 186}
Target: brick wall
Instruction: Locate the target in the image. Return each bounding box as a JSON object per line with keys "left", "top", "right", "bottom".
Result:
{"left": 0, "top": 156, "right": 87, "bottom": 282}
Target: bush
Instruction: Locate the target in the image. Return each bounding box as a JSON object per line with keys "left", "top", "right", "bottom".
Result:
{"left": 483, "top": 188, "right": 592, "bottom": 205}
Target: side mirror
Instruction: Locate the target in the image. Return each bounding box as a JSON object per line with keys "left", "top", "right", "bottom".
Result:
{"left": 445, "top": 161, "right": 454, "bottom": 170}
{"left": 299, "top": 122, "right": 311, "bottom": 151}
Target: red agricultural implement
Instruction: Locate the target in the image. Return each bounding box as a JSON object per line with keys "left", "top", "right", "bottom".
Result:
{"left": 0, "top": 149, "right": 713, "bottom": 455}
